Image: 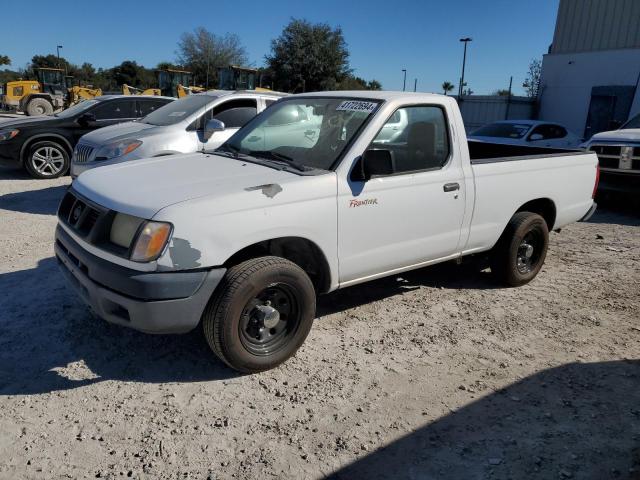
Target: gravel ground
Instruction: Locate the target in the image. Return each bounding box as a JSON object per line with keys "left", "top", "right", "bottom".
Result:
{"left": 0, "top": 168, "right": 638, "bottom": 480}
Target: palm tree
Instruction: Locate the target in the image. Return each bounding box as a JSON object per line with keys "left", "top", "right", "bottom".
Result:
{"left": 442, "top": 81, "right": 454, "bottom": 95}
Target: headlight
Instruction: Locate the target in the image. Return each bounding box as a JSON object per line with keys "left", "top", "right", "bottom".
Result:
{"left": 130, "top": 221, "right": 173, "bottom": 262}
{"left": 0, "top": 129, "right": 19, "bottom": 141}
{"left": 95, "top": 139, "right": 142, "bottom": 161}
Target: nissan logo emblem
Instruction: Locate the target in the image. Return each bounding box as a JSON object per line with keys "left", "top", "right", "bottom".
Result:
{"left": 72, "top": 205, "right": 82, "bottom": 222}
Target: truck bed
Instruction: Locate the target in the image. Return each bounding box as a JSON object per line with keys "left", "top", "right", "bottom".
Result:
{"left": 468, "top": 140, "right": 587, "bottom": 163}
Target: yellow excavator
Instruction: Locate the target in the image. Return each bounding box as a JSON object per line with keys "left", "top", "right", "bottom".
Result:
{"left": 1, "top": 68, "right": 102, "bottom": 116}
{"left": 121, "top": 84, "right": 161, "bottom": 96}
{"left": 121, "top": 69, "right": 204, "bottom": 98}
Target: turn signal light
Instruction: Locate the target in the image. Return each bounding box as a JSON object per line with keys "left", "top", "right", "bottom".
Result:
{"left": 130, "top": 221, "right": 172, "bottom": 262}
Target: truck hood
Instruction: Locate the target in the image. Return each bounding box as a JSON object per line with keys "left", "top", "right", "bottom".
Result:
{"left": 79, "top": 121, "right": 158, "bottom": 144}
{"left": 589, "top": 129, "right": 640, "bottom": 143}
{"left": 73, "top": 152, "right": 297, "bottom": 219}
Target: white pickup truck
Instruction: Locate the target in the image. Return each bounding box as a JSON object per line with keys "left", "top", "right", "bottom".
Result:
{"left": 55, "top": 91, "right": 599, "bottom": 373}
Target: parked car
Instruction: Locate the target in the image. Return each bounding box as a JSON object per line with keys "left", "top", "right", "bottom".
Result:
{"left": 0, "top": 95, "right": 173, "bottom": 178}
{"left": 469, "top": 120, "right": 582, "bottom": 149}
{"left": 70, "top": 90, "right": 286, "bottom": 178}
{"left": 581, "top": 112, "right": 640, "bottom": 195}
{"left": 55, "top": 91, "right": 598, "bottom": 373}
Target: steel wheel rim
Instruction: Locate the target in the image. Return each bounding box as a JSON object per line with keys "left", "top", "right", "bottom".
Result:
{"left": 239, "top": 283, "right": 300, "bottom": 356}
{"left": 516, "top": 230, "right": 543, "bottom": 274}
{"left": 32, "top": 146, "right": 65, "bottom": 176}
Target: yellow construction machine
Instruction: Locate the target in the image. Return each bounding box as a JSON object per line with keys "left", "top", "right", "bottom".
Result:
{"left": 218, "top": 65, "right": 272, "bottom": 91}
{"left": 121, "top": 69, "right": 204, "bottom": 98}
{"left": 122, "top": 84, "right": 161, "bottom": 96}
{"left": 1, "top": 68, "right": 102, "bottom": 116}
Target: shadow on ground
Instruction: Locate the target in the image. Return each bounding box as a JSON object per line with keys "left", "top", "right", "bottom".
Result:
{"left": 328, "top": 360, "right": 640, "bottom": 480}
{"left": 0, "top": 258, "right": 237, "bottom": 396}
{"left": 317, "top": 260, "right": 498, "bottom": 318}
{"left": 0, "top": 168, "right": 69, "bottom": 215}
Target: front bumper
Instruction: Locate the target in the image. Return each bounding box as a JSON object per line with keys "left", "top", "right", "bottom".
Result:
{"left": 55, "top": 225, "right": 225, "bottom": 334}
{"left": 0, "top": 140, "right": 22, "bottom": 168}
{"left": 598, "top": 170, "right": 640, "bottom": 195}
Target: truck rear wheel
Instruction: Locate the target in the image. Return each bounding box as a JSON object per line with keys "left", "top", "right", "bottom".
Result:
{"left": 490, "top": 212, "right": 549, "bottom": 287}
{"left": 202, "top": 256, "right": 316, "bottom": 373}
{"left": 26, "top": 98, "right": 54, "bottom": 116}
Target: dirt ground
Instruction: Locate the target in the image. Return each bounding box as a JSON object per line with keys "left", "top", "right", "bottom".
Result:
{"left": 0, "top": 168, "right": 638, "bottom": 480}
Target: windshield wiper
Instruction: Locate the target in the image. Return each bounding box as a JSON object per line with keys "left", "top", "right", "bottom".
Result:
{"left": 215, "top": 144, "right": 246, "bottom": 158}
{"left": 248, "top": 150, "right": 309, "bottom": 172}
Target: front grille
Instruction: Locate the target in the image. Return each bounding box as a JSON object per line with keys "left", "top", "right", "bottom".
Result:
{"left": 58, "top": 191, "right": 103, "bottom": 238}
{"left": 57, "top": 189, "right": 131, "bottom": 258}
{"left": 74, "top": 144, "right": 94, "bottom": 163}
{"left": 589, "top": 144, "right": 640, "bottom": 172}
{"left": 591, "top": 145, "right": 621, "bottom": 157}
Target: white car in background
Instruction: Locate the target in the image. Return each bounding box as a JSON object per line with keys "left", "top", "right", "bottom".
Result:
{"left": 71, "top": 90, "right": 286, "bottom": 177}
{"left": 469, "top": 120, "right": 582, "bottom": 149}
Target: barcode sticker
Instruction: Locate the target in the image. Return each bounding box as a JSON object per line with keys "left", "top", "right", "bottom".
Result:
{"left": 336, "top": 101, "right": 377, "bottom": 113}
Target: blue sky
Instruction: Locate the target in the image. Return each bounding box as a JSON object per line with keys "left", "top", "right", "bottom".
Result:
{"left": 2, "top": 0, "right": 559, "bottom": 95}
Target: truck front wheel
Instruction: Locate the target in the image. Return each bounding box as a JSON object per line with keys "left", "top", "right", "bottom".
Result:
{"left": 202, "top": 256, "right": 316, "bottom": 373}
{"left": 490, "top": 212, "right": 549, "bottom": 287}
{"left": 26, "top": 98, "right": 54, "bottom": 116}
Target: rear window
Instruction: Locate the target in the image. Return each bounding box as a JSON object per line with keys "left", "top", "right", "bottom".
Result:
{"left": 472, "top": 123, "right": 532, "bottom": 139}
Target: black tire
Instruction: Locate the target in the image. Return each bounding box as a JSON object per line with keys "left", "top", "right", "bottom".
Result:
{"left": 202, "top": 256, "right": 316, "bottom": 373}
{"left": 24, "top": 141, "right": 70, "bottom": 179}
{"left": 26, "top": 97, "right": 54, "bottom": 116}
{"left": 490, "top": 212, "right": 549, "bottom": 287}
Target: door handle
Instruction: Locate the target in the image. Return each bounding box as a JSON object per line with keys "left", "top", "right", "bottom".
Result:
{"left": 443, "top": 182, "right": 460, "bottom": 192}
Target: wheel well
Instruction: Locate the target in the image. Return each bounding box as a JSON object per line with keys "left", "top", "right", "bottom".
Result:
{"left": 20, "top": 136, "right": 73, "bottom": 163}
{"left": 224, "top": 237, "right": 331, "bottom": 293}
{"left": 516, "top": 198, "right": 556, "bottom": 230}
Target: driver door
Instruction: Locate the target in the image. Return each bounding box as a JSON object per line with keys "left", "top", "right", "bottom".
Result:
{"left": 337, "top": 105, "right": 466, "bottom": 284}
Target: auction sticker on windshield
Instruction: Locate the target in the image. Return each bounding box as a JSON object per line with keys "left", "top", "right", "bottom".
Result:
{"left": 168, "top": 112, "right": 187, "bottom": 117}
{"left": 336, "top": 101, "right": 377, "bottom": 113}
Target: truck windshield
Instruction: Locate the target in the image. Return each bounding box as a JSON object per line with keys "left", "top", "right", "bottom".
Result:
{"left": 142, "top": 94, "right": 214, "bottom": 126}
{"left": 222, "top": 97, "right": 381, "bottom": 170}
{"left": 620, "top": 113, "right": 640, "bottom": 130}
{"left": 472, "top": 122, "right": 532, "bottom": 139}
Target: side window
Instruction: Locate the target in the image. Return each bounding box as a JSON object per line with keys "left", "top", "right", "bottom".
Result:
{"left": 529, "top": 124, "right": 567, "bottom": 140}
{"left": 211, "top": 99, "right": 258, "bottom": 129}
{"left": 138, "top": 100, "right": 169, "bottom": 117}
{"left": 370, "top": 106, "right": 450, "bottom": 173}
{"left": 91, "top": 101, "right": 135, "bottom": 120}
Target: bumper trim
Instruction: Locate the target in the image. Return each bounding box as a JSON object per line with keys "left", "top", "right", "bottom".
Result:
{"left": 55, "top": 225, "right": 225, "bottom": 334}
{"left": 579, "top": 202, "right": 597, "bottom": 222}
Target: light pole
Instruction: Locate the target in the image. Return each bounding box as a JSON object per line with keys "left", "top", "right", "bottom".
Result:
{"left": 414, "top": 78, "right": 417, "bottom": 92}
{"left": 56, "top": 45, "right": 63, "bottom": 69}
{"left": 402, "top": 69, "right": 407, "bottom": 91}
{"left": 458, "top": 37, "right": 472, "bottom": 98}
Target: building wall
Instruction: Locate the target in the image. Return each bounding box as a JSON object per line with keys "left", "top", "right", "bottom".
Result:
{"left": 538, "top": 48, "right": 640, "bottom": 136}
{"left": 552, "top": 0, "right": 640, "bottom": 54}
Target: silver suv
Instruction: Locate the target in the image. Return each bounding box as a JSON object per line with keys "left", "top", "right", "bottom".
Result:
{"left": 71, "top": 90, "right": 285, "bottom": 178}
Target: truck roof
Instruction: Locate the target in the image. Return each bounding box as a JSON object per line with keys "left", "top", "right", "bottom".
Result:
{"left": 295, "top": 90, "right": 449, "bottom": 101}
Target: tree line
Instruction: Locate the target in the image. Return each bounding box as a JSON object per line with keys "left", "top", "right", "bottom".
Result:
{"left": 0, "top": 19, "right": 381, "bottom": 93}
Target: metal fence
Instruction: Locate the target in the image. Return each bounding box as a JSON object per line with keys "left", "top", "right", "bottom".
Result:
{"left": 455, "top": 95, "right": 537, "bottom": 132}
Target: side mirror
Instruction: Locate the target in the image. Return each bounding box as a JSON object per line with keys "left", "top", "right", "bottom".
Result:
{"left": 529, "top": 133, "right": 544, "bottom": 141}
{"left": 352, "top": 149, "right": 394, "bottom": 181}
{"left": 78, "top": 112, "right": 96, "bottom": 125}
{"left": 204, "top": 118, "right": 225, "bottom": 140}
